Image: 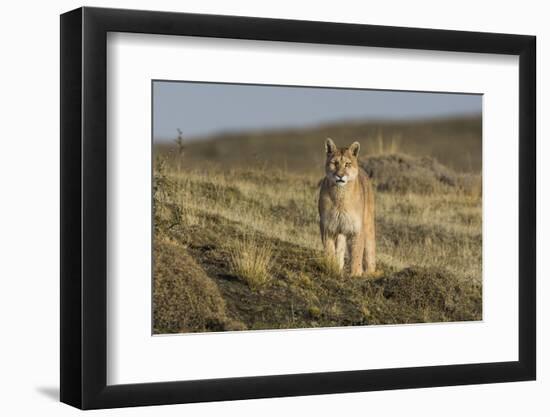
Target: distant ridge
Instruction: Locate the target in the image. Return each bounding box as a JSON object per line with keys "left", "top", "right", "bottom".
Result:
{"left": 155, "top": 115, "right": 482, "bottom": 173}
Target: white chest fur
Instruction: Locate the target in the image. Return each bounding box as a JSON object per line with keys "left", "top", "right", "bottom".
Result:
{"left": 323, "top": 208, "right": 362, "bottom": 236}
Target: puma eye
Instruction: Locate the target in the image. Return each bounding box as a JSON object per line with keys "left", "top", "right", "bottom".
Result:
{"left": 345, "top": 162, "right": 352, "bottom": 168}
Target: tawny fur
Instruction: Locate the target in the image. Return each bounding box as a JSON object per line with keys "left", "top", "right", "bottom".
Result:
{"left": 318, "top": 138, "right": 376, "bottom": 276}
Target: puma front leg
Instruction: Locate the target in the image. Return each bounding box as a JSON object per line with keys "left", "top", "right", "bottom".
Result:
{"left": 335, "top": 234, "right": 346, "bottom": 272}
{"left": 322, "top": 232, "right": 337, "bottom": 265}
{"left": 349, "top": 233, "right": 365, "bottom": 276}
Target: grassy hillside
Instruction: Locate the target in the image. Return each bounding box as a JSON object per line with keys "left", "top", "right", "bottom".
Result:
{"left": 153, "top": 141, "right": 482, "bottom": 333}
{"left": 156, "top": 115, "right": 482, "bottom": 173}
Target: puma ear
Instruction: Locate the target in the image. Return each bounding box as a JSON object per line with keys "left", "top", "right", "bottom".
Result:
{"left": 325, "top": 138, "right": 337, "bottom": 155}
{"left": 349, "top": 141, "right": 360, "bottom": 157}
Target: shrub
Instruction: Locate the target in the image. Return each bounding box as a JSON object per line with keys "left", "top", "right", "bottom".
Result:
{"left": 153, "top": 156, "right": 182, "bottom": 234}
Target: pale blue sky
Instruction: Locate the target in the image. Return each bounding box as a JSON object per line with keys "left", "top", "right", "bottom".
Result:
{"left": 153, "top": 81, "right": 481, "bottom": 141}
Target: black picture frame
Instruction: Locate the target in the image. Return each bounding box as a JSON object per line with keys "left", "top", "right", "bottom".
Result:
{"left": 60, "top": 6, "right": 536, "bottom": 410}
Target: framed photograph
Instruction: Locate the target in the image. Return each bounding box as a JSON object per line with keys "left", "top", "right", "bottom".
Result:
{"left": 60, "top": 6, "right": 536, "bottom": 409}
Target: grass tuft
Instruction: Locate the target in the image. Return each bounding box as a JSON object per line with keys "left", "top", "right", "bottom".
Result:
{"left": 317, "top": 255, "right": 342, "bottom": 277}
{"left": 228, "top": 234, "right": 273, "bottom": 290}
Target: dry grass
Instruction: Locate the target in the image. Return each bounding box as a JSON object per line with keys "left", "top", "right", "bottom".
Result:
{"left": 373, "top": 130, "right": 403, "bottom": 155}
{"left": 152, "top": 119, "right": 482, "bottom": 333}
{"left": 156, "top": 161, "right": 481, "bottom": 284}
{"left": 153, "top": 157, "right": 482, "bottom": 332}
{"left": 317, "top": 254, "right": 342, "bottom": 277}
{"left": 228, "top": 234, "right": 273, "bottom": 290}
